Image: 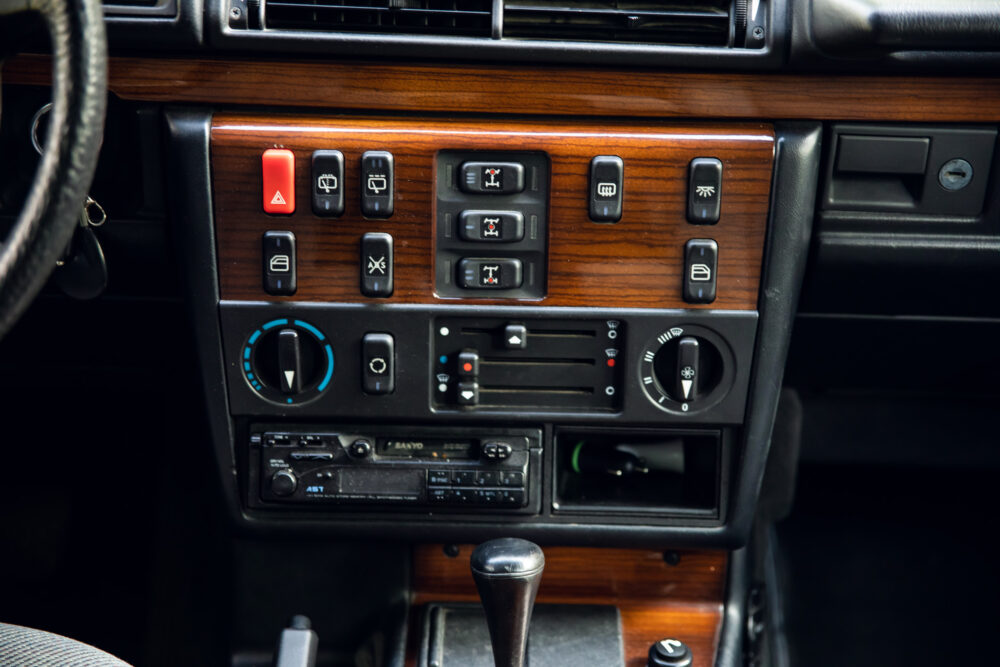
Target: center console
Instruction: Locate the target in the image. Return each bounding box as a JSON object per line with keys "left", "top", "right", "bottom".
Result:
{"left": 167, "top": 111, "right": 819, "bottom": 546}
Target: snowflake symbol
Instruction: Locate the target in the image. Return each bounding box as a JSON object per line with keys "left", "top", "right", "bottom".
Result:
{"left": 680, "top": 366, "right": 696, "bottom": 379}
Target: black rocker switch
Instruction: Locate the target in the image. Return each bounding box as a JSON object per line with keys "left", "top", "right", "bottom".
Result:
{"left": 457, "top": 258, "right": 523, "bottom": 290}
{"left": 263, "top": 230, "right": 296, "bottom": 296}
{"left": 458, "top": 211, "right": 525, "bottom": 242}
{"left": 683, "top": 238, "right": 718, "bottom": 304}
{"left": 360, "top": 233, "right": 393, "bottom": 297}
{"left": 676, "top": 337, "right": 699, "bottom": 402}
{"left": 311, "top": 150, "right": 344, "bottom": 217}
{"left": 687, "top": 158, "right": 722, "bottom": 224}
{"left": 361, "top": 333, "right": 395, "bottom": 395}
{"left": 360, "top": 151, "right": 394, "bottom": 218}
{"left": 278, "top": 329, "right": 303, "bottom": 394}
{"left": 471, "top": 538, "right": 545, "bottom": 667}
{"left": 589, "top": 155, "right": 624, "bottom": 222}
{"left": 459, "top": 162, "right": 526, "bottom": 195}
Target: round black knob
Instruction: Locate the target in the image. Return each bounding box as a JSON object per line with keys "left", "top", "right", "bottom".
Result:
{"left": 270, "top": 469, "right": 298, "bottom": 497}
{"left": 648, "top": 638, "right": 692, "bottom": 667}
{"left": 348, "top": 438, "right": 372, "bottom": 459}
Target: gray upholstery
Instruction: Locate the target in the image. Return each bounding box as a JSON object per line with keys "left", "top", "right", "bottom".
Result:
{"left": 0, "top": 623, "right": 131, "bottom": 667}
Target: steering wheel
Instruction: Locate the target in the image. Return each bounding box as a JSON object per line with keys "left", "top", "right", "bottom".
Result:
{"left": 0, "top": 0, "right": 107, "bottom": 342}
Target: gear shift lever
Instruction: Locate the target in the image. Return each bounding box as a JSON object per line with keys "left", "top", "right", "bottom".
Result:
{"left": 470, "top": 538, "right": 545, "bottom": 667}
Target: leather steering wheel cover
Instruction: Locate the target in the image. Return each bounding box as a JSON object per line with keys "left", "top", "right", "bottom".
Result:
{"left": 0, "top": 0, "right": 106, "bottom": 341}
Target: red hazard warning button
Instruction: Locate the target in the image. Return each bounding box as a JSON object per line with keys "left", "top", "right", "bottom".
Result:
{"left": 262, "top": 149, "right": 295, "bottom": 214}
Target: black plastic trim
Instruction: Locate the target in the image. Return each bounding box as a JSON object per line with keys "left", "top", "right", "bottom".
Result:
{"left": 164, "top": 108, "right": 242, "bottom": 521}
{"left": 106, "top": 0, "right": 203, "bottom": 48}
{"left": 715, "top": 546, "right": 748, "bottom": 667}
{"left": 724, "top": 122, "right": 821, "bottom": 540}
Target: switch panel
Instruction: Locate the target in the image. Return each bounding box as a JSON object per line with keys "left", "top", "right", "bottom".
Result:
{"left": 434, "top": 318, "right": 624, "bottom": 411}
{"left": 436, "top": 152, "right": 549, "bottom": 299}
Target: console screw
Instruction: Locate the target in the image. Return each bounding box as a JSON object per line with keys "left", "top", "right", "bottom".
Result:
{"left": 752, "top": 26, "right": 764, "bottom": 39}
{"left": 443, "top": 544, "right": 460, "bottom": 558}
{"left": 230, "top": 6, "right": 241, "bottom": 18}
{"left": 663, "top": 551, "right": 681, "bottom": 566}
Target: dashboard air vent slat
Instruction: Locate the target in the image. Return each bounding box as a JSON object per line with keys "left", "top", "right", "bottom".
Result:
{"left": 264, "top": 0, "right": 494, "bottom": 36}
{"left": 503, "top": 1, "right": 732, "bottom": 46}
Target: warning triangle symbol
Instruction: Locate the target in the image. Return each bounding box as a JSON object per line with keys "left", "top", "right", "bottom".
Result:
{"left": 271, "top": 191, "right": 286, "bottom": 205}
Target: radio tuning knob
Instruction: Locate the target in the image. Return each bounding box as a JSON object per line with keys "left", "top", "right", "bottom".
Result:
{"left": 348, "top": 439, "right": 373, "bottom": 459}
{"left": 270, "top": 469, "right": 298, "bottom": 497}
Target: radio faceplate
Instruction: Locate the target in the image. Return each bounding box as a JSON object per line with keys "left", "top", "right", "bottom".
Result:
{"left": 250, "top": 425, "right": 541, "bottom": 513}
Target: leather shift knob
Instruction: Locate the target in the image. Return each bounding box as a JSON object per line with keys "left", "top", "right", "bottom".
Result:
{"left": 470, "top": 538, "right": 545, "bottom": 667}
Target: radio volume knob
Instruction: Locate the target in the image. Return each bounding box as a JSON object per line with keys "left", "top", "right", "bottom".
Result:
{"left": 271, "top": 469, "right": 298, "bottom": 497}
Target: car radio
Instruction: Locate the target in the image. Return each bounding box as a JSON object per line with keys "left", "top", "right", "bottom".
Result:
{"left": 249, "top": 425, "right": 541, "bottom": 513}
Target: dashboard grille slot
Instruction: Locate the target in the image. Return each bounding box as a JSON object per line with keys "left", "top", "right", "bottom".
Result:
{"left": 264, "top": 0, "right": 494, "bottom": 35}
{"left": 502, "top": 1, "right": 732, "bottom": 46}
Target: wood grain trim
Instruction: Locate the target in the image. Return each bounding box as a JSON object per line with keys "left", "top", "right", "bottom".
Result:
{"left": 212, "top": 115, "right": 773, "bottom": 309}
{"left": 409, "top": 545, "right": 727, "bottom": 667}
{"left": 6, "top": 54, "right": 1000, "bottom": 122}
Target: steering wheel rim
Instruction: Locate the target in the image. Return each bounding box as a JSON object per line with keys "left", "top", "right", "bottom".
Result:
{"left": 0, "top": 0, "right": 107, "bottom": 341}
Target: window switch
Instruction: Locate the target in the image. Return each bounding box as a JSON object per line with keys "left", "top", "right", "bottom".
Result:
{"left": 683, "top": 239, "right": 718, "bottom": 304}
{"left": 262, "top": 230, "right": 296, "bottom": 295}
{"left": 688, "top": 158, "right": 722, "bottom": 224}
{"left": 590, "top": 155, "right": 624, "bottom": 222}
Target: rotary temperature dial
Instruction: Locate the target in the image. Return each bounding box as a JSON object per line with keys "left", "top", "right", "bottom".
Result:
{"left": 241, "top": 318, "right": 335, "bottom": 405}
{"left": 639, "top": 325, "right": 730, "bottom": 414}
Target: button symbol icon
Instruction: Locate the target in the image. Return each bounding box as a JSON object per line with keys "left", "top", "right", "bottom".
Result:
{"left": 269, "top": 254, "right": 290, "bottom": 273}
{"left": 367, "top": 175, "right": 388, "bottom": 194}
{"left": 508, "top": 335, "right": 522, "bottom": 346}
{"left": 317, "top": 173, "right": 338, "bottom": 193}
{"left": 695, "top": 185, "right": 716, "bottom": 198}
{"left": 483, "top": 217, "right": 501, "bottom": 237}
{"left": 368, "top": 357, "right": 387, "bottom": 374}
{"left": 461, "top": 389, "right": 475, "bottom": 401}
{"left": 659, "top": 639, "right": 684, "bottom": 655}
{"left": 597, "top": 182, "right": 617, "bottom": 197}
{"left": 681, "top": 366, "right": 695, "bottom": 379}
{"left": 270, "top": 191, "right": 286, "bottom": 206}
{"left": 690, "top": 263, "right": 712, "bottom": 282}
{"left": 367, "top": 255, "right": 387, "bottom": 275}
{"left": 481, "top": 265, "right": 500, "bottom": 286}
{"left": 483, "top": 167, "right": 502, "bottom": 189}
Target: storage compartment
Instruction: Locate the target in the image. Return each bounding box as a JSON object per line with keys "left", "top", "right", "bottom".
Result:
{"left": 553, "top": 428, "right": 722, "bottom": 517}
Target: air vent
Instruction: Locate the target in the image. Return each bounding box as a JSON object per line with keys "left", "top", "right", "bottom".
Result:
{"left": 102, "top": 0, "right": 177, "bottom": 17}
{"left": 502, "top": 1, "right": 732, "bottom": 46}
{"left": 264, "top": 0, "right": 494, "bottom": 35}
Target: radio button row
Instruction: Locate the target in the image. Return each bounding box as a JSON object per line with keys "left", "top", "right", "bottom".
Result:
{"left": 501, "top": 471, "right": 524, "bottom": 487}
{"left": 426, "top": 485, "right": 527, "bottom": 507}
{"left": 428, "top": 470, "right": 452, "bottom": 486}
{"left": 453, "top": 470, "right": 477, "bottom": 486}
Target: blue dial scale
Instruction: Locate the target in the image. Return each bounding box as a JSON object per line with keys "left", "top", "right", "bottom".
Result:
{"left": 242, "top": 318, "right": 334, "bottom": 405}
